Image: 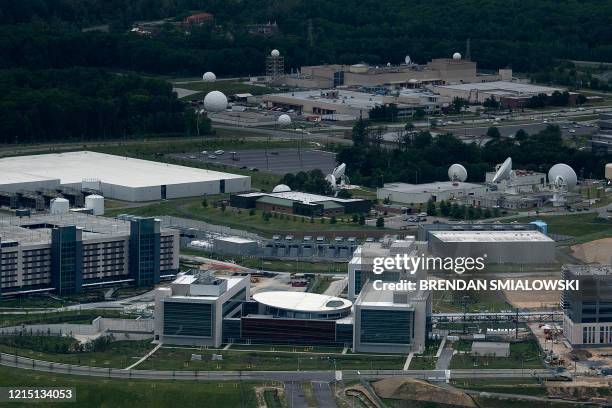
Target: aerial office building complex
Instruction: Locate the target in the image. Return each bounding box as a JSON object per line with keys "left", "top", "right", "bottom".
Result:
{"left": 153, "top": 271, "right": 353, "bottom": 347}
{"left": 562, "top": 265, "right": 612, "bottom": 347}
{"left": 274, "top": 55, "right": 508, "bottom": 89}
{"left": 0, "top": 213, "right": 179, "bottom": 296}
{"left": 153, "top": 236, "right": 432, "bottom": 353}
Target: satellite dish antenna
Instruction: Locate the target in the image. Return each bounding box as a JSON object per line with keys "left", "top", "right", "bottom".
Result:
{"left": 448, "top": 164, "right": 468, "bottom": 182}
{"left": 404, "top": 55, "right": 411, "bottom": 65}
{"left": 325, "top": 174, "right": 337, "bottom": 190}
{"left": 492, "top": 157, "right": 512, "bottom": 183}
{"left": 332, "top": 163, "right": 346, "bottom": 179}
{"left": 548, "top": 163, "right": 577, "bottom": 207}
{"left": 203, "top": 91, "right": 228, "bottom": 112}
{"left": 549, "top": 164, "right": 577, "bottom": 191}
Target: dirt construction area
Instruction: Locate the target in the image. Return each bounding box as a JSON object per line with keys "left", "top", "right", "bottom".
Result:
{"left": 571, "top": 238, "right": 612, "bottom": 264}
{"left": 372, "top": 377, "right": 477, "bottom": 407}
{"left": 503, "top": 276, "right": 561, "bottom": 308}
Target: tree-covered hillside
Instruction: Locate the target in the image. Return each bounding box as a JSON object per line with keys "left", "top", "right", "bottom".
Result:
{"left": 1, "top": 0, "right": 611, "bottom": 76}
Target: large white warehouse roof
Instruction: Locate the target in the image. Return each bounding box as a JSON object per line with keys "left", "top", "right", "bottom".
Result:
{"left": 0, "top": 151, "right": 251, "bottom": 201}
{"left": 431, "top": 230, "right": 554, "bottom": 242}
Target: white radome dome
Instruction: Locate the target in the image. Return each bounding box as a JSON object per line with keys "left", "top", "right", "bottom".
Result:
{"left": 277, "top": 114, "right": 292, "bottom": 126}
{"left": 271, "top": 49, "right": 280, "bottom": 57}
{"left": 203, "top": 91, "right": 228, "bottom": 112}
{"left": 202, "top": 71, "right": 216, "bottom": 82}
{"left": 405, "top": 55, "right": 411, "bottom": 64}
{"left": 272, "top": 184, "right": 291, "bottom": 193}
{"left": 453, "top": 52, "right": 462, "bottom": 60}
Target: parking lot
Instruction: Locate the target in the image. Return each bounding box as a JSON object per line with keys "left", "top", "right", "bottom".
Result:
{"left": 172, "top": 148, "right": 337, "bottom": 175}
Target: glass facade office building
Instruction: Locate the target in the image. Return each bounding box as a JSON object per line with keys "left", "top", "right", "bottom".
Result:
{"left": 129, "top": 217, "right": 161, "bottom": 287}
{"left": 51, "top": 226, "right": 83, "bottom": 295}
{"left": 359, "top": 309, "right": 414, "bottom": 345}
{"left": 163, "top": 302, "right": 213, "bottom": 338}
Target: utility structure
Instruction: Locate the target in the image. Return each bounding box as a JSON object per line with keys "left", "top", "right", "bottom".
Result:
{"left": 266, "top": 49, "right": 284, "bottom": 79}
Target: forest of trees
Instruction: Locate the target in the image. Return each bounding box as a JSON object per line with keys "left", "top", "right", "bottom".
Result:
{"left": 278, "top": 170, "right": 333, "bottom": 195}
{"left": 0, "top": 68, "right": 200, "bottom": 143}
{"left": 1, "top": 0, "right": 611, "bottom": 143}
{"left": 337, "top": 120, "right": 612, "bottom": 187}
{"left": 1, "top": 0, "right": 612, "bottom": 76}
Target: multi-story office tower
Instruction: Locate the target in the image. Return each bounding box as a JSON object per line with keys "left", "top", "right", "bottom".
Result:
{"left": 349, "top": 237, "right": 431, "bottom": 353}
{"left": 154, "top": 270, "right": 250, "bottom": 347}
{"left": 562, "top": 265, "right": 612, "bottom": 347}
{"left": 0, "top": 213, "right": 179, "bottom": 296}
{"left": 354, "top": 282, "right": 430, "bottom": 353}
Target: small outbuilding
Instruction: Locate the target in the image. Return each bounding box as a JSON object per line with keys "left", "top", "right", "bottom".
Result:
{"left": 471, "top": 341, "right": 510, "bottom": 357}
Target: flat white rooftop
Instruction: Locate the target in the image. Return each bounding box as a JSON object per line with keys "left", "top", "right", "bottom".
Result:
{"left": 431, "top": 230, "right": 554, "bottom": 243}
{"left": 253, "top": 291, "right": 352, "bottom": 313}
{"left": 266, "top": 90, "right": 384, "bottom": 110}
{"left": 270, "top": 191, "right": 361, "bottom": 204}
{"left": 0, "top": 151, "right": 247, "bottom": 188}
{"left": 380, "top": 181, "right": 483, "bottom": 193}
{"left": 215, "top": 236, "right": 257, "bottom": 244}
{"left": 436, "top": 81, "right": 563, "bottom": 95}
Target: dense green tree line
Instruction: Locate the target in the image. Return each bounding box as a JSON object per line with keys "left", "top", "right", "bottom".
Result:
{"left": 278, "top": 169, "right": 333, "bottom": 195}
{"left": 1, "top": 1, "right": 612, "bottom": 76}
{"left": 0, "top": 68, "right": 201, "bottom": 143}
{"left": 338, "top": 120, "right": 611, "bottom": 187}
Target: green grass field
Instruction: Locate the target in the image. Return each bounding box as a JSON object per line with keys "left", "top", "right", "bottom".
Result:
{"left": 0, "top": 310, "right": 130, "bottom": 328}
{"left": 0, "top": 297, "right": 67, "bottom": 309}
{"left": 432, "top": 289, "right": 511, "bottom": 313}
{"left": 0, "top": 339, "right": 154, "bottom": 369}
{"left": 452, "top": 378, "right": 548, "bottom": 397}
{"left": 449, "top": 340, "right": 544, "bottom": 370}
{"left": 513, "top": 213, "right": 612, "bottom": 243}
{"left": 137, "top": 347, "right": 405, "bottom": 371}
{"left": 408, "top": 356, "right": 436, "bottom": 370}
{"left": 0, "top": 365, "right": 261, "bottom": 408}
{"left": 308, "top": 275, "right": 334, "bottom": 294}
{"left": 106, "top": 196, "right": 384, "bottom": 237}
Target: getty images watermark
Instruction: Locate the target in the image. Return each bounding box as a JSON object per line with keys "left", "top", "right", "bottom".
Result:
{"left": 371, "top": 253, "right": 579, "bottom": 291}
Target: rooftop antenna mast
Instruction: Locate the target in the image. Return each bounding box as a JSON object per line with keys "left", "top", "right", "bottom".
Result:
{"left": 465, "top": 38, "right": 471, "bottom": 60}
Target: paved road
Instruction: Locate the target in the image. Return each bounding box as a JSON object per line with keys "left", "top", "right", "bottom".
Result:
{"left": 435, "top": 348, "right": 454, "bottom": 370}
{"left": 0, "top": 352, "right": 556, "bottom": 382}
{"left": 285, "top": 382, "right": 308, "bottom": 408}
{"left": 323, "top": 277, "right": 348, "bottom": 297}
{"left": 172, "top": 148, "right": 337, "bottom": 175}
{"left": 312, "top": 381, "right": 338, "bottom": 408}
{"left": 447, "top": 120, "right": 596, "bottom": 140}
